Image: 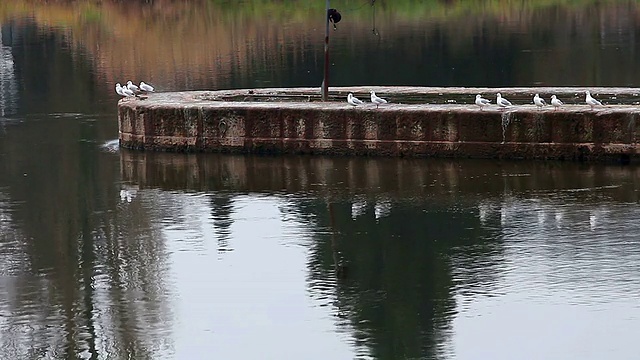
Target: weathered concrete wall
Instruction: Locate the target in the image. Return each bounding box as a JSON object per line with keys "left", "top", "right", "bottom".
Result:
{"left": 118, "top": 87, "right": 640, "bottom": 163}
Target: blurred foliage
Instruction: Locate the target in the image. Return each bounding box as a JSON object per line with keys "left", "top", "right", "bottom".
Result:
{"left": 0, "top": 0, "right": 623, "bottom": 24}
{"left": 2, "top": 0, "right": 637, "bottom": 89}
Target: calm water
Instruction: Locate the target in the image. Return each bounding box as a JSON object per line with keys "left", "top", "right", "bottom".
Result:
{"left": 2, "top": 1, "right": 640, "bottom": 359}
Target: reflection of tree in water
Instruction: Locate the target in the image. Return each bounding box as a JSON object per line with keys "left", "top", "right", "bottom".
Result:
{"left": 0, "top": 22, "right": 18, "bottom": 117}
{"left": 5, "top": 1, "right": 640, "bottom": 90}
{"left": 0, "top": 184, "right": 173, "bottom": 359}
{"left": 117, "top": 152, "right": 640, "bottom": 358}
{"left": 0, "top": 173, "right": 172, "bottom": 359}
{"left": 7, "top": 19, "right": 112, "bottom": 115}
{"left": 0, "top": 21, "right": 170, "bottom": 359}
{"left": 304, "top": 197, "right": 503, "bottom": 359}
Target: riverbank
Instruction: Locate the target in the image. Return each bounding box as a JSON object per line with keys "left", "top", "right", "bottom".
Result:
{"left": 118, "top": 87, "right": 640, "bottom": 163}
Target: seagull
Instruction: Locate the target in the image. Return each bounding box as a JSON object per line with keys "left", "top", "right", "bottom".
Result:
{"left": 347, "top": 93, "right": 364, "bottom": 107}
{"left": 370, "top": 91, "right": 388, "bottom": 108}
{"left": 140, "top": 81, "right": 155, "bottom": 92}
{"left": 475, "top": 94, "right": 490, "bottom": 110}
{"left": 115, "top": 83, "right": 126, "bottom": 97}
{"left": 551, "top": 95, "right": 563, "bottom": 111}
{"left": 533, "top": 94, "right": 546, "bottom": 109}
{"left": 127, "top": 80, "right": 139, "bottom": 93}
{"left": 585, "top": 90, "right": 603, "bottom": 110}
{"left": 496, "top": 93, "right": 512, "bottom": 109}
{"left": 121, "top": 85, "right": 135, "bottom": 97}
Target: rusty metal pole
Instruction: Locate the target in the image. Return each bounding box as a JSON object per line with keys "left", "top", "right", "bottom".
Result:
{"left": 322, "top": 0, "right": 330, "bottom": 101}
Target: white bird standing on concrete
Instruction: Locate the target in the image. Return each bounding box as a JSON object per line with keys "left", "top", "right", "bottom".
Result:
{"left": 127, "top": 80, "right": 140, "bottom": 93}
{"left": 533, "top": 94, "right": 546, "bottom": 109}
{"left": 115, "top": 83, "right": 126, "bottom": 97}
{"left": 370, "top": 91, "right": 388, "bottom": 108}
{"left": 475, "top": 94, "right": 490, "bottom": 110}
{"left": 585, "top": 90, "right": 603, "bottom": 110}
{"left": 551, "top": 95, "right": 563, "bottom": 111}
{"left": 121, "top": 85, "right": 135, "bottom": 97}
{"left": 140, "top": 81, "right": 155, "bottom": 92}
{"left": 496, "top": 93, "right": 512, "bottom": 109}
{"left": 347, "top": 93, "right": 364, "bottom": 107}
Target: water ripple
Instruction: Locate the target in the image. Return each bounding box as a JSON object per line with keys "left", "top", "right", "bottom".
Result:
{"left": 101, "top": 139, "right": 120, "bottom": 153}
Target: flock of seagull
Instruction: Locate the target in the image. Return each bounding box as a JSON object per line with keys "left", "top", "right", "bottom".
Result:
{"left": 115, "top": 81, "right": 155, "bottom": 97}
{"left": 115, "top": 82, "right": 604, "bottom": 111}
{"left": 347, "top": 90, "right": 605, "bottom": 111}
{"left": 348, "top": 91, "right": 388, "bottom": 108}
{"left": 475, "top": 91, "right": 603, "bottom": 111}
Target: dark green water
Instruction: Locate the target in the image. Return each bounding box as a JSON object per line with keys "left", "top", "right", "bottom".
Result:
{"left": 2, "top": 1, "right": 640, "bottom": 359}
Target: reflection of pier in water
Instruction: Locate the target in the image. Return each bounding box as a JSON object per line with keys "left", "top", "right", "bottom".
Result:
{"left": 120, "top": 150, "right": 640, "bottom": 200}
{"left": 120, "top": 150, "right": 640, "bottom": 227}
{"left": 119, "top": 150, "right": 640, "bottom": 239}
{"left": 0, "top": 22, "right": 17, "bottom": 117}
{"left": 119, "top": 149, "right": 640, "bottom": 254}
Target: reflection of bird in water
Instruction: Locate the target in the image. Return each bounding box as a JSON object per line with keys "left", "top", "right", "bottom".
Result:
{"left": 500, "top": 206, "right": 508, "bottom": 226}
{"left": 374, "top": 199, "right": 391, "bottom": 220}
{"left": 351, "top": 197, "right": 368, "bottom": 219}
{"left": 589, "top": 208, "right": 608, "bottom": 231}
{"left": 478, "top": 202, "right": 490, "bottom": 225}
{"left": 119, "top": 185, "right": 138, "bottom": 203}
{"left": 555, "top": 209, "right": 564, "bottom": 228}
{"left": 537, "top": 208, "right": 547, "bottom": 226}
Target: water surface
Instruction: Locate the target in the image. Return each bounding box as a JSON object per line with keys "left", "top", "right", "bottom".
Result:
{"left": 1, "top": 1, "right": 640, "bottom": 359}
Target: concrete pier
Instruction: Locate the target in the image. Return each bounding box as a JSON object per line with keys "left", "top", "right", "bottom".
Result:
{"left": 118, "top": 86, "right": 640, "bottom": 163}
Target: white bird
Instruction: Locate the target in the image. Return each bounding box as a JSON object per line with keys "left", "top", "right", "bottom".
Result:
{"left": 347, "top": 93, "right": 364, "bottom": 107}
{"left": 551, "top": 95, "right": 563, "bottom": 111}
{"left": 585, "top": 90, "right": 602, "bottom": 110}
{"left": 533, "top": 94, "right": 546, "bottom": 109}
{"left": 370, "top": 91, "right": 388, "bottom": 108}
{"left": 475, "top": 94, "right": 490, "bottom": 110}
{"left": 115, "top": 83, "right": 126, "bottom": 97}
{"left": 127, "top": 80, "right": 139, "bottom": 93}
{"left": 140, "top": 81, "right": 155, "bottom": 92}
{"left": 496, "top": 93, "right": 512, "bottom": 108}
{"left": 121, "top": 86, "right": 135, "bottom": 97}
